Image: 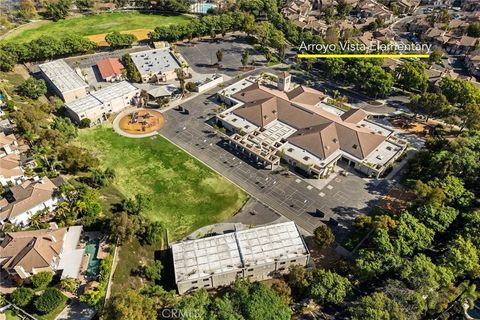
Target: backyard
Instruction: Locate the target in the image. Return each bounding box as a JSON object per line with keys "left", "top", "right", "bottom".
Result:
{"left": 3, "top": 12, "right": 191, "bottom": 43}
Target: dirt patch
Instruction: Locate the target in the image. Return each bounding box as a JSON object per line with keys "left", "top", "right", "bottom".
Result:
{"left": 87, "top": 28, "right": 153, "bottom": 46}
{"left": 377, "top": 185, "right": 415, "bottom": 215}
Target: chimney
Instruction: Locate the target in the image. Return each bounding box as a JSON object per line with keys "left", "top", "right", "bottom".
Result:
{"left": 277, "top": 71, "right": 291, "bottom": 92}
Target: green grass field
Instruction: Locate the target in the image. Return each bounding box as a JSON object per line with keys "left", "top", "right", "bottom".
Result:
{"left": 3, "top": 12, "right": 191, "bottom": 43}
{"left": 77, "top": 123, "right": 248, "bottom": 239}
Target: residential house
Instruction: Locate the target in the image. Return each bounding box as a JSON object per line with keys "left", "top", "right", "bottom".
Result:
{"left": 465, "top": 49, "right": 480, "bottom": 78}
{"left": 0, "top": 154, "right": 24, "bottom": 186}
{"left": 172, "top": 221, "right": 310, "bottom": 294}
{"left": 0, "top": 225, "right": 84, "bottom": 280}
{"left": 396, "top": 0, "right": 421, "bottom": 13}
{"left": 0, "top": 132, "right": 18, "bottom": 157}
{"left": 356, "top": 0, "right": 394, "bottom": 24}
{"left": 96, "top": 58, "right": 125, "bottom": 82}
{"left": 0, "top": 177, "right": 63, "bottom": 226}
{"left": 446, "top": 36, "right": 478, "bottom": 54}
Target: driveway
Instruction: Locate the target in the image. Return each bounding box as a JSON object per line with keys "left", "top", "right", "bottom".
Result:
{"left": 55, "top": 301, "right": 95, "bottom": 320}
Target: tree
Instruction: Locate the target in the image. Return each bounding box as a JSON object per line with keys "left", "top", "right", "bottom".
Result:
{"left": 287, "top": 264, "right": 313, "bottom": 298}
{"left": 75, "top": 0, "right": 94, "bottom": 11}
{"left": 176, "top": 68, "right": 186, "bottom": 95}
{"left": 438, "top": 77, "right": 480, "bottom": 107}
{"left": 241, "top": 49, "right": 249, "bottom": 67}
{"left": 34, "top": 288, "right": 65, "bottom": 314}
{"left": 31, "top": 271, "right": 53, "bottom": 289}
{"left": 400, "top": 254, "right": 454, "bottom": 291}
{"left": 16, "top": 78, "right": 47, "bottom": 99}
{"left": 110, "top": 212, "right": 140, "bottom": 244}
{"left": 394, "top": 212, "right": 434, "bottom": 256}
{"left": 80, "top": 118, "right": 91, "bottom": 128}
{"left": 336, "top": 0, "right": 352, "bottom": 17}
{"left": 60, "top": 277, "right": 78, "bottom": 293}
{"left": 139, "top": 220, "right": 165, "bottom": 245}
{"left": 349, "top": 292, "right": 406, "bottom": 320}
{"left": 395, "top": 61, "right": 428, "bottom": 93}
{"left": 185, "top": 82, "right": 197, "bottom": 92}
{"left": 216, "top": 49, "right": 223, "bottom": 64}
{"left": 443, "top": 236, "right": 479, "bottom": 277}
{"left": 10, "top": 287, "right": 34, "bottom": 307}
{"left": 45, "top": 0, "right": 71, "bottom": 21}
{"left": 310, "top": 269, "right": 351, "bottom": 304}
{"left": 143, "top": 260, "right": 163, "bottom": 282}
{"left": 122, "top": 54, "right": 142, "bottom": 83}
{"left": 120, "top": 193, "right": 151, "bottom": 216}
{"left": 457, "top": 103, "right": 480, "bottom": 133}
{"left": 155, "top": 97, "right": 170, "bottom": 108}
{"left": 429, "top": 48, "right": 444, "bottom": 65}
{"left": 270, "top": 279, "right": 292, "bottom": 305}
{"left": 52, "top": 117, "right": 77, "bottom": 139}
{"left": 313, "top": 224, "right": 335, "bottom": 249}
{"left": 102, "top": 289, "right": 156, "bottom": 320}
{"left": 414, "top": 204, "right": 458, "bottom": 233}
{"left": 105, "top": 32, "right": 137, "bottom": 49}
{"left": 0, "top": 49, "right": 16, "bottom": 72}
{"left": 229, "top": 280, "right": 292, "bottom": 320}
{"left": 467, "top": 21, "right": 480, "bottom": 37}
{"left": 409, "top": 92, "right": 450, "bottom": 121}
{"left": 19, "top": 0, "right": 38, "bottom": 18}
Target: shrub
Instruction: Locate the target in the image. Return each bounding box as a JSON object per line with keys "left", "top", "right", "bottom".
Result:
{"left": 10, "top": 287, "right": 34, "bottom": 307}
{"left": 16, "top": 78, "right": 47, "bottom": 99}
{"left": 31, "top": 271, "right": 53, "bottom": 289}
{"left": 34, "top": 288, "right": 64, "bottom": 314}
{"left": 60, "top": 277, "right": 77, "bottom": 293}
{"left": 185, "top": 82, "right": 197, "bottom": 92}
{"left": 313, "top": 224, "right": 335, "bottom": 249}
{"left": 80, "top": 118, "right": 91, "bottom": 128}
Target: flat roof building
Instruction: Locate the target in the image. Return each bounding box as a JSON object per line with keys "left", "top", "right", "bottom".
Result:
{"left": 39, "top": 59, "right": 88, "bottom": 103}
{"left": 65, "top": 81, "right": 139, "bottom": 125}
{"left": 172, "top": 221, "right": 310, "bottom": 294}
{"left": 130, "top": 48, "right": 182, "bottom": 83}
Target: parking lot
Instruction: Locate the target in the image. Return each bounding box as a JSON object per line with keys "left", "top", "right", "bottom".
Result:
{"left": 158, "top": 82, "right": 384, "bottom": 240}
{"left": 176, "top": 34, "right": 266, "bottom": 76}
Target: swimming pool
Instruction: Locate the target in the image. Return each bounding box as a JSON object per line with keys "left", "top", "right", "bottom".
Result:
{"left": 84, "top": 239, "right": 101, "bottom": 278}
{"left": 190, "top": 2, "right": 217, "bottom": 14}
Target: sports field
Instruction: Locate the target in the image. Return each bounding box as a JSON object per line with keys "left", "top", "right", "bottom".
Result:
{"left": 3, "top": 12, "right": 191, "bottom": 43}
{"left": 77, "top": 123, "right": 248, "bottom": 239}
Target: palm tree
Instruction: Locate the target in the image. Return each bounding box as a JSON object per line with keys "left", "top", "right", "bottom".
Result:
{"left": 175, "top": 68, "right": 186, "bottom": 96}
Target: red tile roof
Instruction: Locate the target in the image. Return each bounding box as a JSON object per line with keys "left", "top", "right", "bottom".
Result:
{"left": 97, "top": 58, "right": 124, "bottom": 80}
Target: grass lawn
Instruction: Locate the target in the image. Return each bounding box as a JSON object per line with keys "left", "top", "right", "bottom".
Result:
{"left": 4, "top": 310, "right": 21, "bottom": 320}
{"left": 4, "top": 12, "right": 191, "bottom": 43}
{"left": 78, "top": 123, "right": 248, "bottom": 294}
{"left": 77, "top": 123, "right": 248, "bottom": 239}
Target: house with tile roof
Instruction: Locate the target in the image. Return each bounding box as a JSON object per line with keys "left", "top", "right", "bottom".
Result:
{"left": 0, "top": 153, "right": 24, "bottom": 187}
{"left": 96, "top": 58, "right": 125, "bottom": 82}
{"left": 0, "top": 132, "right": 19, "bottom": 157}
{"left": 0, "top": 224, "right": 84, "bottom": 280}
{"left": 216, "top": 74, "right": 406, "bottom": 178}
{"left": 0, "top": 177, "right": 62, "bottom": 226}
